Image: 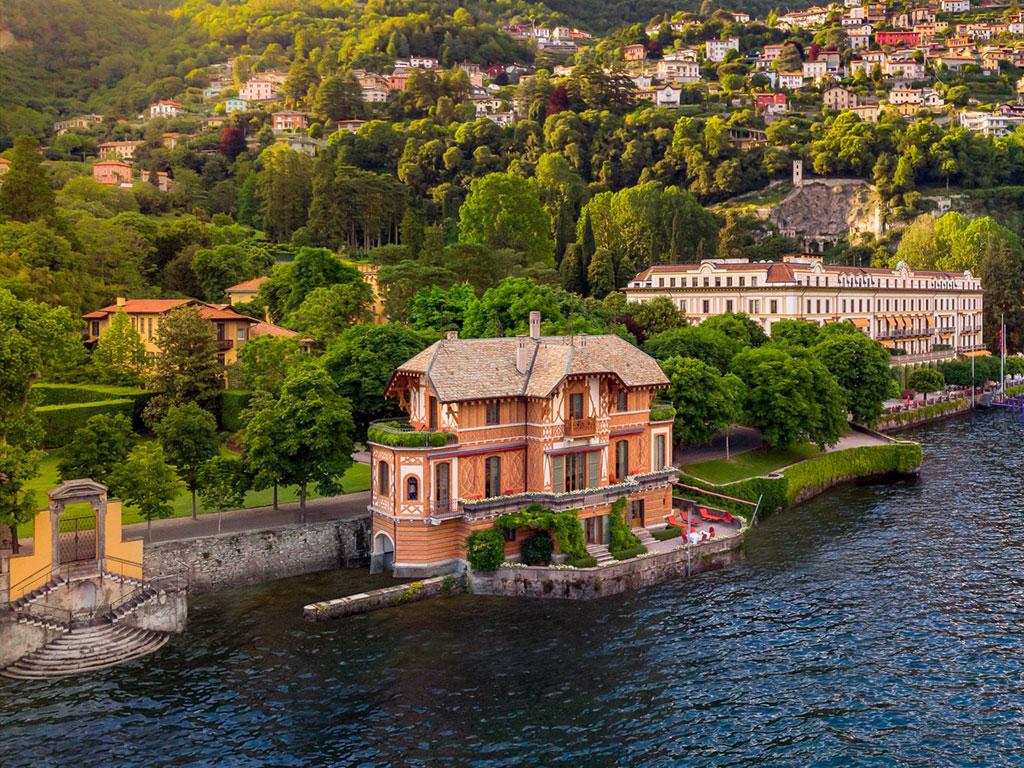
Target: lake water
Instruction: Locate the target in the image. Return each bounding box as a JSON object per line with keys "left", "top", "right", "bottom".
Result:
{"left": 4, "top": 410, "right": 1024, "bottom": 767}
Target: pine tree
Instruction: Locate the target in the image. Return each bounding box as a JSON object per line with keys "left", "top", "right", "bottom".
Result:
{"left": 400, "top": 207, "right": 426, "bottom": 259}
{"left": 0, "top": 136, "right": 55, "bottom": 222}
{"left": 669, "top": 210, "right": 683, "bottom": 262}
{"left": 560, "top": 243, "right": 588, "bottom": 294}
{"left": 237, "top": 171, "right": 260, "bottom": 228}
{"left": 581, "top": 211, "right": 596, "bottom": 268}
{"left": 587, "top": 247, "right": 616, "bottom": 299}
{"left": 143, "top": 305, "right": 223, "bottom": 425}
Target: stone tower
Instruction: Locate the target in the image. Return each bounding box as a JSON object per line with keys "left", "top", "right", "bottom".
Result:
{"left": 792, "top": 159, "right": 803, "bottom": 187}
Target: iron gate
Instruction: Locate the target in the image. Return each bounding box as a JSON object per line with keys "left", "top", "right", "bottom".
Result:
{"left": 58, "top": 513, "right": 97, "bottom": 564}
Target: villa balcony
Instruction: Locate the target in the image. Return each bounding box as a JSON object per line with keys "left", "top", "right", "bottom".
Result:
{"left": 367, "top": 419, "right": 457, "bottom": 448}
{"left": 216, "top": 339, "right": 234, "bottom": 351}
{"left": 564, "top": 416, "right": 597, "bottom": 438}
{"left": 427, "top": 499, "right": 461, "bottom": 520}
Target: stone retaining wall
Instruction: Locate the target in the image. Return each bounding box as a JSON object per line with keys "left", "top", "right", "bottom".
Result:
{"left": 144, "top": 517, "right": 371, "bottom": 594}
{"left": 303, "top": 575, "right": 460, "bottom": 621}
{"left": 471, "top": 533, "right": 744, "bottom": 600}
{"left": 875, "top": 399, "right": 972, "bottom": 432}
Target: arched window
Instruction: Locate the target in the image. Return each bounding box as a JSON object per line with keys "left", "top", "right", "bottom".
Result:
{"left": 378, "top": 461, "right": 389, "bottom": 496}
{"left": 406, "top": 476, "right": 418, "bottom": 501}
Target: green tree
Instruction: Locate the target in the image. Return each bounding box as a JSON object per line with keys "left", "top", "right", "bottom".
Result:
{"left": 57, "top": 413, "right": 135, "bottom": 491}
{"left": 256, "top": 145, "right": 313, "bottom": 242}
{"left": 559, "top": 242, "right": 588, "bottom": 295}
{"left": 407, "top": 283, "right": 477, "bottom": 332}
{"left": 661, "top": 357, "right": 743, "bottom": 446}
{"left": 458, "top": 172, "right": 554, "bottom": 268}
{"left": 243, "top": 366, "right": 355, "bottom": 520}
{"left": 315, "top": 73, "right": 363, "bottom": 122}
{"left": 320, "top": 323, "right": 435, "bottom": 432}
{"left": 0, "top": 137, "right": 55, "bottom": 222}
{"left": 587, "top": 247, "right": 616, "bottom": 298}
{"left": 908, "top": 367, "right": 945, "bottom": 395}
{"left": 154, "top": 402, "right": 220, "bottom": 520}
{"left": 191, "top": 242, "right": 274, "bottom": 302}
{"left": 286, "top": 282, "right": 373, "bottom": 343}
{"left": 0, "top": 290, "right": 79, "bottom": 550}
{"left": 701, "top": 313, "right": 767, "bottom": 348}
{"left": 234, "top": 335, "right": 304, "bottom": 395}
{"left": 731, "top": 347, "right": 846, "bottom": 449}
{"left": 461, "top": 277, "right": 563, "bottom": 338}
{"left": 624, "top": 296, "right": 686, "bottom": 343}
{"left": 197, "top": 454, "right": 251, "bottom": 532}
{"left": 644, "top": 325, "right": 743, "bottom": 372}
{"left": 111, "top": 442, "right": 180, "bottom": 539}
{"left": 770, "top": 319, "right": 821, "bottom": 348}
{"left": 144, "top": 305, "right": 223, "bottom": 424}
{"left": 813, "top": 332, "right": 893, "bottom": 424}
{"left": 92, "top": 310, "right": 149, "bottom": 385}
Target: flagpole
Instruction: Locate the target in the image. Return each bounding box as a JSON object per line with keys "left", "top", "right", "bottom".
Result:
{"left": 1001, "top": 312, "right": 1006, "bottom": 395}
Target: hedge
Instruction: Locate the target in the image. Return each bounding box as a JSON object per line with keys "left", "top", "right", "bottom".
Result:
{"left": 220, "top": 389, "right": 254, "bottom": 432}
{"left": 781, "top": 443, "right": 922, "bottom": 506}
{"left": 877, "top": 399, "right": 967, "bottom": 428}
{"left": 35, "top": 399, "right": 135, "bottom": 448}
{"left": 677, "top": 442, "right": 923, "bottom": 520}
{"left": 32, "top": 384, "right": 151, "bottom": 428}
{"left": 649, "top": 403, "right": 677, "bottom": 422}
{"left": 366, "top": 421, "right": 454, "bottom": 447}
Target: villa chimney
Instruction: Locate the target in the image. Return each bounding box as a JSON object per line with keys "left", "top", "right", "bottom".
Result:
{"left": 516, "top": 336, "right": 530, "bottom": 374}
{"left": 446, "top": 330, "right": 458, "bottom": 341}
{"left": 529, "top": 311, "right": 541, "bottom": 340}
{"left": 116, "top": 296, "right": 126, "bottom": 308}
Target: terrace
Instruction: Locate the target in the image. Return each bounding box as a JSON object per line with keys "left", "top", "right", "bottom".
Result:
{"left": 366, "top": 419, "right": 457, "bottom": 448}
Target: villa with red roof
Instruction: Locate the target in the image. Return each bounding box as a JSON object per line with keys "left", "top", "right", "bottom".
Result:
{"left": 82, "top": 297, "right": 306, "bottom": 368}
{"left": 368, "top": 312, "right": 676, "bottom": 576}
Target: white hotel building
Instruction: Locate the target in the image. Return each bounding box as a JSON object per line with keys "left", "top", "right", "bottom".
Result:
{"left": 623, "top": 257, "right": 985, "bottom": 362}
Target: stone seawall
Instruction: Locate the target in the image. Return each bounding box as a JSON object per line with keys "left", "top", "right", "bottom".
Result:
{"left": 471, "top": 534, "right": 744, "bottom": 600}
{"left": 144, "top": 517, "right": 371, "bottom": 594}
{"left": 304, "top": 575, "right": 460, "bottom": 621}
{"left": 874, "top": 399, "right": 972, "bottom": 432}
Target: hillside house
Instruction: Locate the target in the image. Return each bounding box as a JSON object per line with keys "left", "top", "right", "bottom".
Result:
{"left": 91, "top": 160, "right": 133, "bottom": 187}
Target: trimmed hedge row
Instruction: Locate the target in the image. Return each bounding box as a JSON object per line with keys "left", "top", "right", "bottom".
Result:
{"left": 33, "top": 384, "right": 151, "bottom": 428}
{"left": 35, "top": 399, "right": 135, "bottom": 448}
{"left": 220, "top": 389, "right": 254, "bottom": 432}
{"left": 876, "top": 399, "right": 968, "bottom": 428}
{"left": 677, "top": 442, "right": 923, "bottom": 520}
{"left": 367, "top": 421, "right": 454, "bottom": 447}
{"left": 781, "top": 443, "right": 922, "bottom": 506}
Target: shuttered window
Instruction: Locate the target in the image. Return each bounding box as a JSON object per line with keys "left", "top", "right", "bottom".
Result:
{"left": 552, "top": 455, "right": 564, "bottom": 492}
{"left": 587, "top": 451, "right": 600, "bottom": 489}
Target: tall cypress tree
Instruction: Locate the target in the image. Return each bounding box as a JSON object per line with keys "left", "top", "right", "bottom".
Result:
{"left": 0, "top": 137, "right": 54, "bottom": 222}
{"left": 581, "top": 210, "right": 596, "bottom": 270}
{"left": 587, "top": 247, "right": 616, "bottom": 299}
{"left": 560, "top": 243, "right": 588, "bottom": 295}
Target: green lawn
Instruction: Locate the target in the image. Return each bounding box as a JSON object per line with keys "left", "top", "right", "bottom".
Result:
{"left": 19, "top": 448, "right": 371, "bottom": 537}
{"left": 681, "top": 444, "right": 822, "bottom": 484}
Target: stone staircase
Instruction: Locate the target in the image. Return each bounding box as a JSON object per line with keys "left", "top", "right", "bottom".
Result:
{"left": 586, "top": 543, "right": 616, "bottom": 565}
{"left": 634, "top": 528, "right": 657, "bottom": 548}
{"left": 9, "top": 576, "right": 68, "bottom": 612}
{"left": 0, "top": 624, "right": 170, "bottom": 680}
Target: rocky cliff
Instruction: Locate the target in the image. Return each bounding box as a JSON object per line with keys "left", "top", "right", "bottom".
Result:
{"left": 770, "top": 179, "right": 884, "bottom": 241}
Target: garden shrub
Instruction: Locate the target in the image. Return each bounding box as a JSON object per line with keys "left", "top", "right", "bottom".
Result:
{"left": 497, "top": 504, "right": 587, "bottom": 559}
{"left": 608, "top": 495, "right": 639, "bottom": 553}
{"left": 612, "top": 544, "right": 647, "bottom": 561}
{"left": 520, "top": 530, "right": 554, "bottom": 565}
{"left": 649, "top": 402, "right": 677, "bottom": 421}
{"left": 220, "top": 389, "right": 254, "bottom": 432}
{"left": 35, "top": 399, "right": 135, "bottom": 448}
{"left": 782, "top": 443, "right": 922, "bottom": 505}
{"left": 565, "top": 554, "right": 598, "bottom": 568}
{"left": 366, "top": 421, "right": 453, "bottom": 447}
{"left": 466, "top": 529, "right": 505, "bottom": 572}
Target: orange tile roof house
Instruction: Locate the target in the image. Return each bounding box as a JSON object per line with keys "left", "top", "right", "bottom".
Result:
{"left": 225, "top": 276, "right": 269, "bottom": 306}
{"left": 92, "top": 159, "right": 133, "bottom": 187}
{"left": 368, "top": 312, "right": 676, "bottom": 576}
{"left": 82, "top": 297, "right": 305, "bottom": 367}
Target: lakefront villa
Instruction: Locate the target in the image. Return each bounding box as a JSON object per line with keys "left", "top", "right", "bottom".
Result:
{"left": 368, "top": 312, "right": 677, "bottom": 576}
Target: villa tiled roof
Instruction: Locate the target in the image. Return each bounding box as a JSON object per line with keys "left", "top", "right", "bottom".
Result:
{"left": 226, "top": 276, "right": 269, "bottom": 293}
{"left": 82, "top": 299, "right": 191, "bottom": 318}
{"left": 392, "top": 334, "right": 668, "bottom": 403}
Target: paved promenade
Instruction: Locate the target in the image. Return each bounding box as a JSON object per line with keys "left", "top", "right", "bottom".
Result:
{"left": 123, "top": 492, "right": 371, "bottom": 543}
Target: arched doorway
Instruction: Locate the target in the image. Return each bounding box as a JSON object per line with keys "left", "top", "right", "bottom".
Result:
{"left": 370, "top": 532, "right": 395, "bottom": 574}
{"left": 48, "top": 479, "right": 109, "bottom": 576}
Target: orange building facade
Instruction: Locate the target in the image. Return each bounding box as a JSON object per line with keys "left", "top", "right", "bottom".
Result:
{"left": 369, "top": 313, "right": 676, "bottom": 576}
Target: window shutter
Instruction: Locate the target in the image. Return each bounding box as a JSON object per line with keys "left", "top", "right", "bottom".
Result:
{"left": 552, "top": 456, "right": 564, "bottom": 493}
{"left": 587, "top": 451, "right": 600, "bottom": 489}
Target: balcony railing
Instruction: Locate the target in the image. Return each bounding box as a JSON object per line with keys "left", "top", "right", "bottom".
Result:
{"left": 367, "top": 419, "right": 457, "bottom": 448}
{"left": 564, "top": 415, "right": 596, "bottom": 437}
{"left": 216, "top": 338, "right": 234, "bottom": 351}
{"left": 427, "top": 499, "right": 461, "bottom": 520}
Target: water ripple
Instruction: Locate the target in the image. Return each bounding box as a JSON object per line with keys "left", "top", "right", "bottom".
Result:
{"left": 4, "top": 411, "right": 1024, "bottom": 766}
